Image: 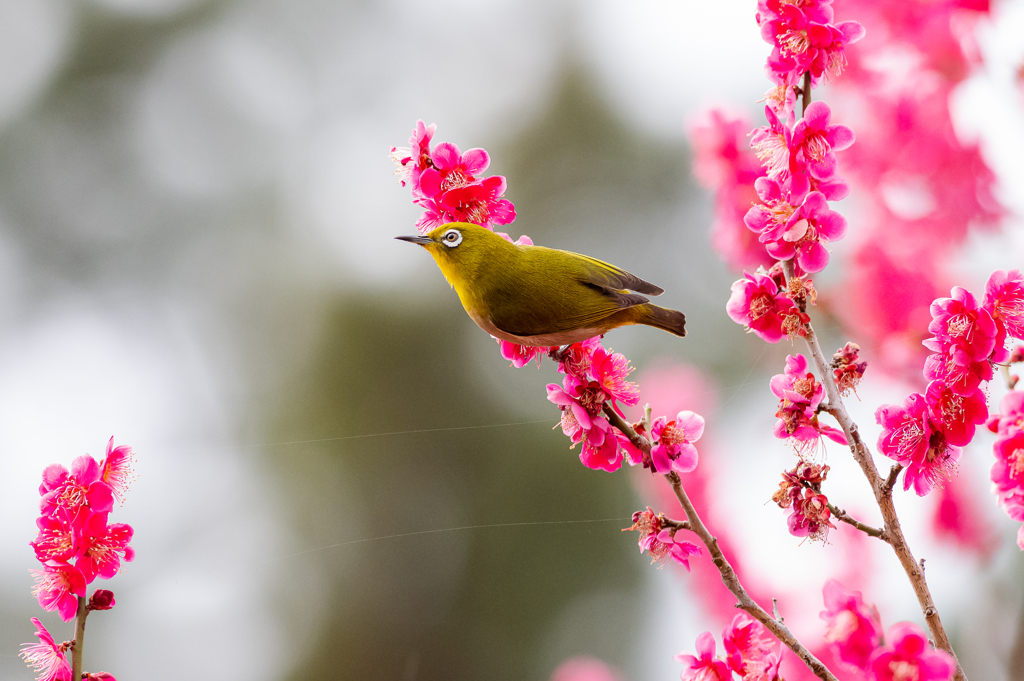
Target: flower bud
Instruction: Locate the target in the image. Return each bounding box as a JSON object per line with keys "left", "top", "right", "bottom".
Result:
{"left": 87, "top": 589, "right": 115, "bottom": 611}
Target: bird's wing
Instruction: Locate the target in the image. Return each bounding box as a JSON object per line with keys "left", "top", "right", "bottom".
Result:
{"left": 561, "top": 250, "right": 664, "bottom": 296}
{"left": 484, "top": 250, "right": 655, "bottom": 338}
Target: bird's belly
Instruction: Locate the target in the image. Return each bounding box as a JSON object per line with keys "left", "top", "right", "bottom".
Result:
{"left": 467, "top": 310, "right": 604, "bottom": 347}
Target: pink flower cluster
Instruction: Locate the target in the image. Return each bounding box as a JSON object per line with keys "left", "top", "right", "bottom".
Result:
{"left": 771, "top": 354, "right": 847, "bottom": 454}
{"left": 875, "top": 271, "right": 1024, "bottom": 497}
{"left": 820, "top": 579, "right": 954, "bottom": 680}
{"left": 22, "top": 438, "right": 133, "bottom": 681}
{"left": 675, "top": 615, "right": 782, "bottom": 681}
{"left": 745, "top": 102, "right": 852, "bottom": 273}
{"left": 757, "top": 0, "right": 865, "bottom": 112}
{"left": 624, "top": 508, "right": 701, "bottom": 571}
{"left": 390, "top": 121, "right": 516, "bottom": 234}
{"left": 772, "top": 460, "right": 834, "bottom": 541}
{"left": 544, "top": 338, "right": 643, "bottom": 472}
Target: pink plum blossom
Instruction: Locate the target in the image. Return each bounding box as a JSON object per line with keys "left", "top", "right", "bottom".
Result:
{"left": 437, "top": 176, "right": 516, "bottom": 229}
{"left": 875, "top": 393, "right": 962, "bottom": 496}
{"left": 832, "top": 342, "right": 867, "bottom": 396}
{"left": 39, "top": 456, "right": 114, "bottom": 523}
{"left": 99, "top": 437, "right": 135, "bottom": 504}
{"left": 31, "top": 515, "right": 78, "bottom": 564}
{"left": 923, "top": 287, "right": 998, "bottom": 366}
{"left": 722, "top": 613, "right": 779, "bottom": 678}
{"left": 923, "top": 352, "right": 990, "bottom": 397}
{"left": 820, "top": 578, "right": 882, "bottom": 671}
{"left": 547, "top": 380, "right": 623, "bottom": 472}
{"left": 626, "top": 508, "right": 702, "bottom": 570}
{"left": 726, "top": 271, "right": 802, "bottom": 343}
{"left": 758, "top": 191, "right": 846, "bottom": 273}
{"left": 649, "top": 411, "right": 704, "bottom": 474}
{"left": 868, "top": 621, "right": 955, "bottom": 681}
{"left": 389, "top": 120, "right": 435, "bottom": 191}
{"left": 20, "top": 618, "right": 71, "bottom": 681}
{"left": 76, "top": 513, "right": 135, "bottom": 583}
{"left": 770, "top": 354, "right": 847, "bottom": 450}
{"left": 31, "top": 563, "right": 86, "bottom": 622}
{"left": 750, "top": 106, "right": 793, "bottom": 179}
{"left": 789, "top": 102, "right": 855, "bottom": 180}
{"left": 924, "top": 379, "right": 987, "bottom": 447}
{"left": 991, "top": 430, "right": 1024, "bottom": 498}
{"left": 985, "top": 269, "right": 1024, "bottom": 338}
{"left": 590, "top": 345, "right": 641, "bottom": 412}
{"left": 416, "top": 142, "right": 490, "bottom": 199}
{"left": 787, "top": 488, "right": 835, "bottom": 540}
{"left": 675, "top": 632, "right": 731, "bottom": 681}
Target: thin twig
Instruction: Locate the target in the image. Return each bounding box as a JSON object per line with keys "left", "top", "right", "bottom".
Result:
{"left": 780, "top": 259, "right": 966, "bottom": 681}
{"left": 826, "top": 502, "right": 886, "bottom": 539}
{"left": 603, "top": 407, "right": 840, "bottom": 681}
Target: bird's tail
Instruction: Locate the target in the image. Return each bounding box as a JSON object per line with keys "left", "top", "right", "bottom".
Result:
{"left": 631, "top": 303, "right": 687, "bottom": 338}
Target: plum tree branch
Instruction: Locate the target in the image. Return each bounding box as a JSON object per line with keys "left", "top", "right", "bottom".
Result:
{"left": 780, "top": 259, "right": 966, "bottom": 681}
{"left": 602, "top": 405, "right": 840, "bottom": 681}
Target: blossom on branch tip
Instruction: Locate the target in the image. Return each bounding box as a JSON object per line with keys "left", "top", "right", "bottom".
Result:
{"left": 625, "top": 508, "right": 702, "bottom": 570}
{"left": 20, "top": 618, "right": 71, "bottom": 681}
{"left": 39, "top": 456, "right": 114, "bottom": 523}
{"left": 417, "top": 142, "right": 489, "bottom": 198}
{"left": 31, "top": 515, "right": 78, "bottom": 564}
{"left": 389, "top": 120, "right": 435, "bottom": 190}
{"left": 675, "top": 632, "right": 731, "bottom": 681}
{"left": 868, "top": 621, "right": 955, "bottom": 681}
{"left": 820, "top": 579, "right": 882, "bottom": 671}
{"left": 650, "top": 411, "right": 704, "bottom": 474}
{"left": 590, "top": 346, "right": 641, "bottom": 412}
{"left": 99, "top": 437, "right": 135, "bottom": 504}
{"left": 923, "top": 352, "right": 990, "bottom": 397}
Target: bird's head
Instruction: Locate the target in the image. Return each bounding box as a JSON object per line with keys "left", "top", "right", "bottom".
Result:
{"left": 395, "top": 222, "right": 511, "bottom": 288}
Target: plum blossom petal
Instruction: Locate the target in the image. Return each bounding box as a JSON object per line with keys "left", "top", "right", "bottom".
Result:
{"left": 20, "top": 618, "right": 71, "bottom": 681}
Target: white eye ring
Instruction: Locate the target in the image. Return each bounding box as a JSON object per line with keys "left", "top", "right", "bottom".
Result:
{"left": 441, "top": 228, "right": 463, "bottom": 248}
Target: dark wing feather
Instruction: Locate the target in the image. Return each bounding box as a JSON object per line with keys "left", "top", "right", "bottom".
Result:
{"left": 563, "top": 251, "right": 664, "bottom": 296}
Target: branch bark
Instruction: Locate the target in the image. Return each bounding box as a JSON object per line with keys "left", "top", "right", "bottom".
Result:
{"left": 72, "top": 596, "right": 88, "bottom": 681}
{"left": 603, "top": 405, "right": 840, "bottom": 681}
{"left": 780, "top": 259, "right": 966, "bottom": 681}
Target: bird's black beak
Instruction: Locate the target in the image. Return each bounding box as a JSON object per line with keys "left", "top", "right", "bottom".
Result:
{"left": 395, "top": 235, "right": 433, "bottom": 245}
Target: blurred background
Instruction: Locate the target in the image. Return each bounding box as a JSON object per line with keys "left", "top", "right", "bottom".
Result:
{"left": 1, "top": 1, "right": 1023, "bottom": 680}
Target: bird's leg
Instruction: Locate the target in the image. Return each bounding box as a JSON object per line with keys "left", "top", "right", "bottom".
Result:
{"left": 548, "top": 345, "right": 571, "bottom": 363}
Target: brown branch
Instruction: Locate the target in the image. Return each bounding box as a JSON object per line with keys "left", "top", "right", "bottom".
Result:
{"left": 71, "top": 596, "right": 88, "bottom": 681}
{"left": 826, "top": 502, "right": 886, "bottom": 539}
{"left": 801, "top": 71, "right": 812, "bottom": 116}
{"left": 780, "top": 260, "right": 966, "bottom": 681}
{"left": 604, "top": 408, "right": 840, "bottom": 681}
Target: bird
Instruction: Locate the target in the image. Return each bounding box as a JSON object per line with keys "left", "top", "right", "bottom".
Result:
{"left": 396, "top": 223, "right": 686, "bottom": 347}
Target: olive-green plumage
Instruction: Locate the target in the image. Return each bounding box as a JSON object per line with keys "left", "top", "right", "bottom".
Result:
{"left": 397, "top": 223, "right": 686, "bottom": 347}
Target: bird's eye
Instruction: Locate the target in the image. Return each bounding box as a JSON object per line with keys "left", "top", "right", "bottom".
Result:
{"left": 441, "top": 229, "right": 463, "bottom": 248}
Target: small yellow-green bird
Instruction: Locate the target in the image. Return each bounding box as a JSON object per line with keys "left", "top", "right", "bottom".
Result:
{"left": 397, "top": 223, "right": 686, "bottom": 346}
